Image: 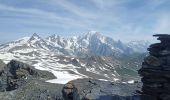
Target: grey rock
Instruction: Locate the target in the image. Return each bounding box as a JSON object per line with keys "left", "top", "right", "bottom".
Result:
{"left": 139, "top": 34, "right": 170, "bottom": 100}
{"left": 0, "top": 59, "right": 5, "bottom": 71}
{"left": 0, "top": 60, "right": 64, "bottom": 100}
{"left": 144, "top": 55, "right": 162, "bottom": 67}
{"left": 62, "top": 78, "right": 155, "bottom": 100}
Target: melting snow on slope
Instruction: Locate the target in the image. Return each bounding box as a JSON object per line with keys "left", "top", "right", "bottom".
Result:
{"left": 46, "top": 70, "right": 82, "bottom": 84}
{"left": 0, "top": 53, "right": 15, "bottom": 64}
{"left": 128, "top": 80, "right": 135, "bottom": 84}
{"left": 13, "top": 48, "right": 35, "bottom": 53}
{"left": 122, "top": 80, "right": 135, "bottom": 84}
{"left": 34, "top": 62, "right": 83, "bottom": 84}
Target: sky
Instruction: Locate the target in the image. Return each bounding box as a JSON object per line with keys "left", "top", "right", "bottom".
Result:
{"left": 0, "top": 0, "right": 170, "bottom": 43}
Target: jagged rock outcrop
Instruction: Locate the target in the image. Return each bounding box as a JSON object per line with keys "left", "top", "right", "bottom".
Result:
{"left": 139, "top": 34, "right": 170, "bottom": 100}
{"left": 0, "top": 60, "right": 64, "bottom": 100}
{"left": 0, "top": 60, "right": 56, "bottom": 91}
{"left": 0, "top": 59, "right": 5, "bottom": 71}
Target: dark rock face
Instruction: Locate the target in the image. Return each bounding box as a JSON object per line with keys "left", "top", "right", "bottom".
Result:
{"left": 0, "top": 59, "right": 6, "bottom": 91}
{"left": 139, "top": 34, "right": 170, "bottom": 100}
{"left": 3, "top": 60, "right": 39, "bottom": 91}
{"left": 0, "top": 60, "right": 64, "bottom": 100}
{"left": 62, "top": 78, "right": 155, "bottom": 100}
{"left": 13, "top": 80, "right": 64, "bottom": 100}
{"left": 0, "top": 59, "right": 5, "bottom": 71}
{"left": 62, "top": 81, "right": 78, "bottom": 100}
{"left": 0, "top": 60, "right": 55, "bottom": 91}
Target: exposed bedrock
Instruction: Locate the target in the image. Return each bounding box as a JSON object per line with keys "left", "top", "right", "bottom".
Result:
{"left": 139, "top": 34, "right": 170, "bottom": 100}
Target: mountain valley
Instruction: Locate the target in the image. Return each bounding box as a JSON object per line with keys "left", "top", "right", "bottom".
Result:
{"left": 0, "top": 32, "right": 149, "bottom": 84}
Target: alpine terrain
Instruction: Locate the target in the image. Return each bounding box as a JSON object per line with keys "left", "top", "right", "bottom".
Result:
{"left": 0, "top": 31, "right": 150, "bottom": 84}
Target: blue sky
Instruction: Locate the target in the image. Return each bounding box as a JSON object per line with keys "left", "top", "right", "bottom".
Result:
{"left": 0, "top": 0, "right": 170, "bottom": 43}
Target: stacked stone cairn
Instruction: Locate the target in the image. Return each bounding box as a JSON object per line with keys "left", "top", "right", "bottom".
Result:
{"left": 139, "top": 34, "right": 170, "bottom": 100}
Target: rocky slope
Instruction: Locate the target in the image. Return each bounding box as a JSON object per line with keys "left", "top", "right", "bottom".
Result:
{"left": 0, "top": 59, "right": 144, "bottom": 100}
{"left": 0, "top": 60, "right": 64, "bottom": 100}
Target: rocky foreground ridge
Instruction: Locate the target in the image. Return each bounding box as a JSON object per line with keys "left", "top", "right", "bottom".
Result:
{"left": 0, "top": 59, "right": 143, "bottom": 100}
{"left": 0, "top": 59, "right": 64, "bottom": 100}
{"left": 0, "top": 59, "right": 154, "bottom": 100}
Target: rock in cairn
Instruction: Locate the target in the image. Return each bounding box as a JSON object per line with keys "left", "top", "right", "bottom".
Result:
{"left": 139, "top": 34, "right": 170, "bottom": 100}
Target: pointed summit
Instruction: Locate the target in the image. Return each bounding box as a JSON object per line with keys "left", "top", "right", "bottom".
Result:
{"left": 28, "top": 33, "right": 41, "bottom": 42}
{"left": 82, "top": 31, "right": 102, "bottom": 40}
{"left": 81, "top": 31, "right": 106, "bottom": 44}
{"left": 27, "top": 33, "right": 44, "bottom": 45}
{"left": 31, "top": 33, "right": 41, "bottom": 39}
{"left": 46, "top": 34, "right": 61, "bottom": 42}
{"left": 86, "top": 31, "right": 100, "bottom": 37}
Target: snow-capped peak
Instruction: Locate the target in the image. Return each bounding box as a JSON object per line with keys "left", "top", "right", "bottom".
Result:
{"left": 46, "top": 34, "right": 59, "bottom": 42}
{"left": 0, "top": 32, "right": 150, "bottom": 58}
{"left": 28, "top": 33, "right": 42, "bottom": 43}
{"left": 84, "top": 31, "right": 101, "bottom": 38}
{"left": 80, "top": 31, "right": 105, "bottom": 43}
{"left": 127, "top": 40, "right": 150, "bottom": 53}
{"left": 26, "top": 33, "right": 50, "bottom": 50}
{"left": 127, "top": 40, "right": 150, "bottom": 47}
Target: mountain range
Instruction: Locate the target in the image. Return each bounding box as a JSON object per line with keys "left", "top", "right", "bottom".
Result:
{"left": 0, "top": 31, "right": 150, "bottom": 84}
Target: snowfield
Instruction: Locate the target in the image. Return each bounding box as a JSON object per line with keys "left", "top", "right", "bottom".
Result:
{"left": 0, "top": 32, "right": 146, "bottom": 84}
{"left": 46, "top": 71, "right": 83, "bottom": 84}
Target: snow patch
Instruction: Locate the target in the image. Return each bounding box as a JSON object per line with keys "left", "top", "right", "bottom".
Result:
{"left": 0, "top": 52, "right": 15, "bottom": 64}
{"left": 127, "top": 80, "right": 135, "bottom": 84}
{"left": 113, "top": 78, "right": 119, "bottom": 81}
{"left": 46, "top": 70, "right": 82, "bottom": 84}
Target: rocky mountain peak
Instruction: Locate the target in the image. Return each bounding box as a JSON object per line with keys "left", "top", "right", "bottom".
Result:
{"left": 28, "top": 33, "right": 42, "bottom": 43}
{"left": 79, "top": 31, "right": 107, "bottom": 47}
{"left": 83, "top": 31, "right": 102, "bottom": 39}
{"left": 46, "top": 34, "right": 60, "bottom": 42}
{"left": 127, "top": 40, "right": 150, "bottom": 53}
{"left": 31, "top": 33, "right": 41, "bottom": 38}
{"left": 0, "top": 32, "right": 150, "bottom": 59}
{"left": 26, "top": 33, "right": 51, "bottom": 50}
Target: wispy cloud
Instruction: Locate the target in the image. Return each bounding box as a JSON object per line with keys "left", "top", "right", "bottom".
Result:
{"left": 0, "top": 3, "right": 90, "bottom": 30}
{"left": 0, "top": 0, "right": 170, "bottom": 43}
{"left": 0, "top": 3, "right": 72, "bottom": 21}
{"left": 47, "top": 0, "right": 98, "bottom": 19}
